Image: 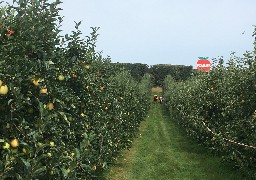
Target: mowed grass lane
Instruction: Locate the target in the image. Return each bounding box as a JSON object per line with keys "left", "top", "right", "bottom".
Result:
{"left": 107, "top": 94, "right": 245, "bottom": 180}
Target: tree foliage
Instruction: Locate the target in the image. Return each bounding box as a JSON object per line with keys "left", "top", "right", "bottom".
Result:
{"left": 0, "top": 0, "right": 151, "bottom": 179}
{"left": 163, "top": 51, "right": 256, "bottom": 179}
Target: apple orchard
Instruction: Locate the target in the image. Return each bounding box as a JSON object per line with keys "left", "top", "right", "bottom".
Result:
{"left": 1, "top": 0, "right": 256, "bottom": 179}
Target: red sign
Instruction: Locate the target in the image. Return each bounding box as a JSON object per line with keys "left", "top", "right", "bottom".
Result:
{"left": 197, "top": 57, "right": 211, "bottom": 72}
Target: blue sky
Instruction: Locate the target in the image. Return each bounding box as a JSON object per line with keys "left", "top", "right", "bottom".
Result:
{"left": 4, "top": 0, "right": 256, "bottom": 67}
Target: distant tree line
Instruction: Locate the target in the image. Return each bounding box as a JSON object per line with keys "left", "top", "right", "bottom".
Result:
{"left": 112, "top": 62, "right": 193, "bottom": 87}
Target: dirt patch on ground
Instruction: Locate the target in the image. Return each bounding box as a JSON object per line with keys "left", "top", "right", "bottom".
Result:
{"left": 151, "top": 87, "right": 162, "bottom": 92}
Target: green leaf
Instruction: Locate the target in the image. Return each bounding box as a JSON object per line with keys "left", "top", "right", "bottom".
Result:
{"left": 0, "top": 160, "right": 3, "bottom": 170}
{"left": 38, "top": 101, "right": 44, "bottom": 118}
{"left": 80, "top": 139, "right": 90, "bottom": 149}
{"left": 8, "top": 99, "right": 14, "bottom": 105}
{"left": 74, "top": 148, "right": 80, "bottom": 159}
{"left": 20, "top": 158, "right": 31, "bottom": 171}
{"left": 34, "top": 166, "right": 46, "bottom": 176}
{"left": 102, "top": 162, "right": 107, "bottom": 168}
{"left": 67, "top": 161, "right": 76, "bottom": 172}
{"left": 61, "top": 168, "right": 70, "bottom": 178}
{"left": 59, "top": 111, "right": 70, "bottom": 126}
{"left": 80, "top": 164, "right": 89, "bottom": 169}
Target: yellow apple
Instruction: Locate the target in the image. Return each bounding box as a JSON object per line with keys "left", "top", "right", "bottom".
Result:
{"left": 40, "top": 88, "right": 47, "bottom": 94}
{"left": 10, "top": 138, "right": 19, "bottom": 148}
{"left": 84, "top": 65, "right": 90, "bottom": 69}
{"left": 0, "top": 85, "right": 8, "bottom": 95}
{"left": 58, "top": 75, "right": 64, "bottom": 81}
{"left": 47, "top": 103, "right": 54, "bottom": 110}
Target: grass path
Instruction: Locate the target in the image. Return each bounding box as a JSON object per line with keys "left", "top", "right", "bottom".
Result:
{"left": 106, "top": 102, "right": 245, "bottom": 180}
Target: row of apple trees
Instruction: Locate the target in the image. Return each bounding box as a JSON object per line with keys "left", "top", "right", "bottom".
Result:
{"left": 0, "top": 0, "right": 151, "bottom": 179}
{"left": 163, "top": 52, "right": 256, "bottom": 178}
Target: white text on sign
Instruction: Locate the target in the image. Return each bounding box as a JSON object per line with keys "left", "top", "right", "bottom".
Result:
{"left": 197, "top": 64, "right": 211, "bottom": 67}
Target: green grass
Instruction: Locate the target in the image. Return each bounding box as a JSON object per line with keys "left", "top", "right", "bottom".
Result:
{"left": 106, "top": 99, "right": 247, "bottom": 180}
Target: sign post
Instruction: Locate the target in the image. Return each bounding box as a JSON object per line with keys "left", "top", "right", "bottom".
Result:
{"left": 197, "top": 57, "right": 211, "bottom": 72}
